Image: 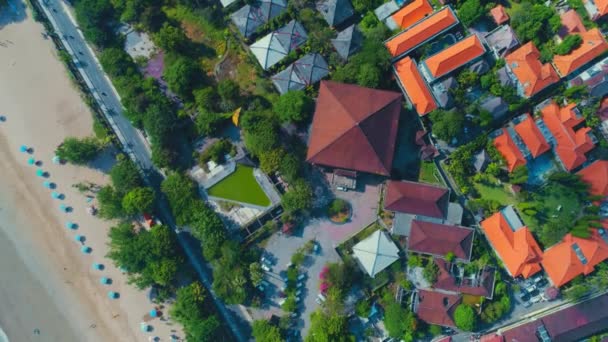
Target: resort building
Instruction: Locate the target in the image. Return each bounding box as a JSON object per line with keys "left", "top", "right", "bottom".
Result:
{"left": 490, "top": 5, "right": 509, "bottom": 25}
{"left": 306, "top": 81, "right": 402, "bottom": 176}
{"left": 331, "top": 24, "right": 363, "bottom": 60}
{"left": 434, "top": 260, "right": 496, "bottom": 299}
{"left": 484, "top": 25, "right": 519, "bottom": 59}
{"left": 413, "top": 290, "right": 461, "bottom": 328}
{"left": 250, "top": 20, "right": 307, "bottom": 70}
{"left": 542, "top": 229, "right": 608, "bottom": 287}
{"left": 569, "top": 55, "right": 608, "bottom": 98}
{"left": 513, "top": 114, "right": 551, "bottom": 158}
{"left": 352, "top": 230, "right": 400, "bottom": 278}
{"left": 480, "top": 206, "right": 543, "bottom": 279}
{"left": 558, "top": 10, "right": 586, "bottom": 39}
{"left": 384, "top": 180, "right": 463, "bottom": 236}
{"left": 271, "top": 53, "right": 329, "bottom": 94}
{"left": 407, "top": 220, "right": 475, "bottom": 261}
{"left": 504, "top": 42, "right": 559, "bottom": 98}
{"left": 230, "top": 0, "right": 287, "bottom": 38}
{"left": 386, "top": 0, "right": 434, "bottom": 30}
{"left": 577, "top": 160, "right": 608, "bottom": 198}
{"left": 492, "top": 128, "right": 527, "bottom": 172}
{"left": 316, "top": 0, "right": 355, "bottom": 27}
{"left": 393, "top": 57, "right": 437, "bottom": 116}
{"left": 553, "top": 28, "right": 608, "bottom": 77}
{"left": 539, "top": 101, "right": 597, "bottom": 171}
{"left": 496, "top": 293, "right": 608, "bottom": 341}
{"left": 584, "top": 0, "right": 608, "bottom": 20}
{"left": 419, "top": 35, "right": 487, "bottom": 83}
{"left": 385, "top": 7, "right": 459, "bottom": 59}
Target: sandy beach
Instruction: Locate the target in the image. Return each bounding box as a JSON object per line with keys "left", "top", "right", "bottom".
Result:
{"left": 0, "top": 6, "right": 180, "bottom": 342}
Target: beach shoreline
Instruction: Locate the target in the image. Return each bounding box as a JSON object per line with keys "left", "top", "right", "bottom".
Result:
{"left": 0, "top": 6, "right": 180, "bottom": 342}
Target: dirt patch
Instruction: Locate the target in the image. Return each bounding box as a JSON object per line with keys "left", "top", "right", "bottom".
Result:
{"left": 182, "top": 21, "right": 207, "bottom": 43}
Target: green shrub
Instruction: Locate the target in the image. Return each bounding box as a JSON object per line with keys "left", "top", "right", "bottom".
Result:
{"left": 554, "top": 34, "right": 583, "bottom": 55}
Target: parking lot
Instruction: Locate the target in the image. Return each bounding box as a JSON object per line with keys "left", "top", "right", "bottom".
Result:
{"left": 246, "top": 178, "right": 382, "bottom": 339}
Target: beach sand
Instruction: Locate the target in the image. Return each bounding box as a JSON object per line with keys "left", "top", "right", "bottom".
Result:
{"left": 0, "top": 7, "right": 180, "bottom": 342}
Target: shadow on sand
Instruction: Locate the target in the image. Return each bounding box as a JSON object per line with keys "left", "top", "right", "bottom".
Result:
{"left": 0, "top": 0, "right": 27, "bottom": 30}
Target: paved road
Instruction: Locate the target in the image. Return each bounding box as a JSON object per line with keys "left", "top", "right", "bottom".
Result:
{"left": 34, "top": 1, "right": 247, "bottom": 341}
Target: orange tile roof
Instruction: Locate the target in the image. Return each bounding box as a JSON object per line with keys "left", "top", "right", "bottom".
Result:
{"left": 553, "top": 29, "right": 608, "bottom": 76}
{"left": 390, "top": 0, "right": 434, "bottom": 30}
{"left": 423, "top": 35, "right": 486, "bottom": 78}
{"left": 493, "top": 128, "right": 526, "bottom": 172}
{"left": 541, "top": 102, "right": 595, "bottom": 171}
{"left": 505, "top": 42, "right": 560, "bottom": 97}
{"left": 490, "top": 5, "right": 509, "bottom": 25}
{"left": 586, "top": 0, "right": 608, "bottom": 19}
{"left": 385, "top": 8, "right": 459, "bottom": 58}
{"left": 559, "top": 10, "right": 587, "bottom": 37}
{"left": 480, "top": 211, "right": 543, "bottom": 278}
{"left": 393, "top": 57, "right": 437, "bottom": 116}
{"left": 542, "top": 230, "right": 608, "bottom": 287}
{"left": 514, "top": 114, "right": 550, "bottom": 158}
{"left": 577, "top": 160, "right": 608, "bottom": 197}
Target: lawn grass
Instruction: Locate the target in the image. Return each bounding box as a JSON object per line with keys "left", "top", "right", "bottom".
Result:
{"left": 208, "top": 165, "right": 271, "bottom": 206}
{"left": 419, "top": 161, "right": 444, "bottom": 186}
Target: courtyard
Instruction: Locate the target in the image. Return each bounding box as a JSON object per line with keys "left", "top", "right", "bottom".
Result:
{"left": 207, "top": 165, "right": 271, "bottom": 207}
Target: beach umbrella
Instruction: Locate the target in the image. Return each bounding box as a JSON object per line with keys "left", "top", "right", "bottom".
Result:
{"left": 140, "top": 322, "right": 149, "bottom": 332}
{"left": 28, "top": 157, "right": 36, "bottom": 165}
{"left": 36, "top": 169, "right": 45, "bottom": 177}
{"left": 81, "top": 246, "right": 92, "bottom": 254}
{"left": 60, "top": 204, "right": 69, "bottom": 212}
{"left": 149, "top": 309, "right": 158, "bottom": 318}
{"left": 52, "top": 156, "right": 61, "bottom": 164}
{"left": 65, "top": 221, "right": 75, "bottom": 229}
{"left": 52, "top": 191, "right": 60, "bottom": 199}
{"left": 100, "top": 277, "right": 110, "bottom": 285}
{"left": 44, "top": 181, "right": 53, "bottom": 189}
{"left": 74, "top": 235, "right": 84, "bottom": 242}
{"left": 108, "top": 291, "right": 118, "bottom": 299}
{"left": 19, "top": 145, "right": 28, "bottom": 153}
{"left": 0, "top": 115, "right": 6, "bottom": 122}
{"left": 93, "top": 263, "right": 104, "bottom": 271}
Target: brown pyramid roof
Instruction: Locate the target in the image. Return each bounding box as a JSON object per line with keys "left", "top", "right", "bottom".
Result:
{"left": 306, "top": 81, "right": 402, "bottom": 176}
{"left": 384, "top": 180, "right": 450, "bottom": 218}
{"left": 408, "top": 220, "right": 474, "bottom": 260}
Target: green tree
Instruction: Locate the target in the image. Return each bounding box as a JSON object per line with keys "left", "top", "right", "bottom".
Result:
{"left": 278, "top": 152, "right": 303, "bottom": 183}
{"left": 510, "top": 165, "right": 529, "bottom": 184}
{"left": 306, "top": 310, "right": 351, "bottom": 342}
{"left": 122, "top": 187, "right": 155, "bottom": 215}
{"left": 194, "top": 87, "right": 218, "bottom": 112}
{"left": 423, "top": 260, "right": 440, "bottom": 284}
{"left": 154, "top": 23, "right": 189, "bottom": 52}
{"left": 56, "top": 137, "right": 100, "bottom": 164}
{"left": 195, "top": 111, "right": 230, "bottom": 137}
{"left": 249, "top": 262, "right": 264, "bottom": 286}
{"left": 110, "top": 158, "right": 142, "bottom": 195}
{"left": 242, "top": 114, "right": 280, "bottom": 157}
{"left": 430, "top": 110, "right": 464, "bottom": 142}
{"left": 161, "top": 173, "right": 197, "bottom": 225}
{"left": 188, "top": 200, "right": 227, "bottom": 261}
{"left": 171, "top": 282, "right": 221, "bottom": 341}
{"left": 97, "top": 185, "right": 126, "bottom": 219}
{"left": 458, "top": 0, "right": 485, "bottom": 26}
{"left": 281, "top": 180, "right": 313, "bottom": 213}
{"left": 554, "top": 34, "right": 582, "bottom": 55}
{"left": 252, "top": 320, "right": 282, "bottom": 342}
{"left": 74, "top": 0, "right": 117, "bottom": 48}
{"left": 511, "top": 3, "right": 560, "bottom": 45}
{"left": 163, "top": 55, "right": 202, "bottom": 99}
{"left": 217, "top": 79, "right": 240, "bottom": 111}
{"left": 384, "top": 301, "right": 416, "bottom": 338}
{"left": 454, "top": 305, "right": 477, "bottom": 331}
{"left": 259, "top": 148, "right": 285, "bottom": 174}
{"left": 273, "top": 90, "right": 313, "bottom": 123}
{"left": 99, "top": 48, "right": 137, "bottom": 78}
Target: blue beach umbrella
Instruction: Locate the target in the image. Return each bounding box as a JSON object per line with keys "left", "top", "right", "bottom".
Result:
{"left": 140, "top": 322, "right": 149, "bottom": 332}
{"left": 81, "top": 246, "right": 92, "bottom": 254}
{"left": 52, "top": 191, "right": 60, "bottom": 199}
{"left": 108, "top": 291, "right": 119, "bottom": 299}
{"left": 65, "top": 221, "right": 77, "bottom": 230}
{"left": 27, "top": 157, "right": 36, "bottom": 165}
{"left": 74, "top": 235, "right": 84, "bottom": 242}
{"left": 149, "top": 309, "right": 158, "bottom": 318}
{"left": 60, "top": 204, "right": 69, "bottom": 212}
{"left": 0, "top": 115, "right": 6, "bottom": 122}
{"left": 52, "top": 156, "right": 61, "bottom": 164}
{"left": 93, "top": 263, "right": 104, "bottom": 271}
{"left": 19, "top": 145, "right": 28, "bottom": 153}
{"left": 44, "top": 181, "right": 52, "bottom": 189}
{"left": 36, "top": 169, "right": 45, "bottom": 177}
{"left": 100, "top": 277, "right": 110, "bottom": 285}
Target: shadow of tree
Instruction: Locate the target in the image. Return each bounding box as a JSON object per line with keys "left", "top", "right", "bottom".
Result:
{"left": 0, "top": 0, "right": 27, "bottom": 30}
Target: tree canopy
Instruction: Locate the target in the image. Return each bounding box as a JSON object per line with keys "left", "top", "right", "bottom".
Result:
{"left": 171, "top": 282, "right": 221, "bottom": 341}
{"left": 110, "top": 158, "right": 143, "bottom": 195}
{"left": 457, "top": 0, "right": 486, "bottom": 26}
{"left": 56, "top": 137, "right": 100, "bottom": 165}
{"left": 554, "top": 34, "right": 583, "bottom": 55}
{"left": 384, "top": 301, "right": 416, "bottom": 338}
{"left": 252, "top": 320, "right": 282, "bottom": 342}
{"left": 454, "top": 304, "right": 477, "bottom": 331}
{"left": 306, "top": 310, "right": 352, "bottom": 342}
{"left": 273, "top": 90, "right": 314, "bottom": 124}
{"left": 122, "top": 187, "right": 156, "bottom": 215}
{"left": 430, "top": 110, "right": 464, "bottom": 142}
{"left": 281, "top": 179, "right": 313, "bottom": 213}
{"left": 163, "top": 55, "right": 202, "bottom": 99}
{"left": 510, "top": 3, "right": 560, "bottom": 46}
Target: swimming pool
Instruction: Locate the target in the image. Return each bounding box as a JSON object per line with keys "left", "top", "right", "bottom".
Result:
{"left": 527, "top": 153, "right": 556, "bottom": 185}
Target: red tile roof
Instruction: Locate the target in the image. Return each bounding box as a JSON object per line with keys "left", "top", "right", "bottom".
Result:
{"left": 553, "top": 28, "right": 608, "bottom": 76}
{"left": 384, "top": 180, "right": 450, "bottom": 218}
{"left": 493, "top": 128, "right": 526, "bottom": 172}
{"left": 385, "top": 8, "right": 459, "bottom": 57}
{"left": 393, "top": 57, "right": 437, "bottom": 116}
{"left": 434, "top": 259, "right": 496, "bottom": 298}
{"left": 513, "top": 114, "right": 550, "bottom": 158}
{"left": 390, "top": 0, "right": 434, "bottom": 29}
{"left": 559, "top": 10, "right": 587, "bottom": 38}
{"left": 480, "top": 211, "right": 543, "bottom": 278}
{"left": 542, "top": 230, "right": 608, "bottom": 287}
{"left": 306, "top": 81, "right": 402, "bottom": 176}
{"left": 423, "top": 35, "right": 486, "bottom": 78}
{"left": 415, "top": 290, "right": 461, "bottom": 327}
{"left": 490, "top": 5, "right": 509, "bottom": 25}
{"left": 540, "top": 102, "right": 595, "bottom": 171}
{"left": 408, "top": 220, "right": 474, "bottom": 260}
{"left": 577, "top": 160, "right": 608, "bottom": 197}
{"left": 505, "top": 42, "right": 559, "bottom": 97}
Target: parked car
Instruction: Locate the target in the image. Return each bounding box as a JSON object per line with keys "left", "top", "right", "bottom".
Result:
{"left": 519, "top": 292, "right": 530, "bottom": 302}
{"left": 278, "top": 298, "right": 286, "bottom": 306}
{"left": 295, "top": 290, "right": 302, "bottom": 296}
{"left": 297, "top": 273, "right": 306, "bottom": 281}
{"left": 261, "top": 264, "right": 271, "bottom": 272}
{"left": 317, "top": 293, "right": 326, "bottom": 302}
{"left": 522, "top": 301, "right": 532, "bottom": 308}
{"left": 313, "top": 242, "right": 320, "bottom": 254}
{"left": 296, "top": 281, "right": 304, "bottom": 288}
{"left": 261, "top": 280, "right": 270, "bottom": 287}
{"left": 257, "top": 285, "right": 265, "bottom": 292}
